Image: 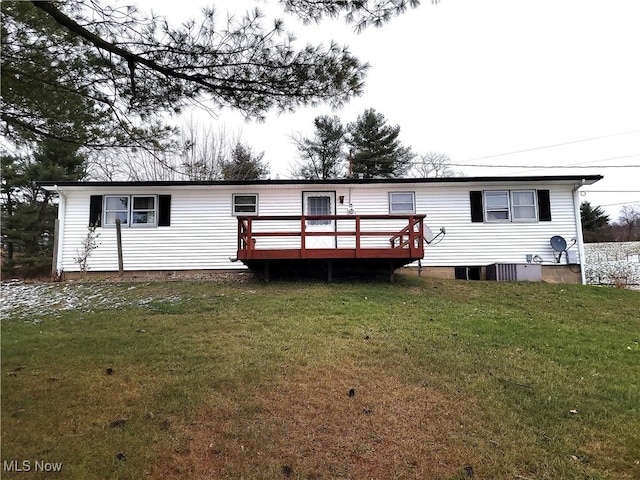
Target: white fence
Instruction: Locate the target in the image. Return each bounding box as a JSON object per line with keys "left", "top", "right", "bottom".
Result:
{"left": 584, "top": 242, "right": 640, "bottom": 287}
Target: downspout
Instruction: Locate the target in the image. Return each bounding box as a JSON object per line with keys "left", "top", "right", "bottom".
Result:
{"left": 54, "top": 186, "right": 66, "bottom": 277}
{"left": 572, "top": 179, "right": 587, "bottom": 285}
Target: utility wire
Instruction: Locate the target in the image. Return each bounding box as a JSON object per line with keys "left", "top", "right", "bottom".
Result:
{"left": 453, "top": 129, "right": 640, "bottom": 163}
{"left": 447, "top": 164, "right": 639, "bottom": 169}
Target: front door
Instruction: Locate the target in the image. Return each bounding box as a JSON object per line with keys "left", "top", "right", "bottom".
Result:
{"left": 302, "top": 191, "right": 336, "bottom": 248}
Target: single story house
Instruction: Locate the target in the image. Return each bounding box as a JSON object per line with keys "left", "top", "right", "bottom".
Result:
{"left": 40, "top": 174, "right": 602, "bottom": 283}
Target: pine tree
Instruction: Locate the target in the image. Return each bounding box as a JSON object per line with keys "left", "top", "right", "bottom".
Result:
{"left": 1, "top": 140, "right": 85, "bottom": 276}
{"left": 580, "top": 201, "right": 611, "bottom": 243}
{"left": 347, "top": 108, "right": 413, "bottom": 178}
{"left": 221, "top": 143, "right": 269, "bottom": 181}
{"left": 292, "top": 115, "right": 346, "bottom": 180}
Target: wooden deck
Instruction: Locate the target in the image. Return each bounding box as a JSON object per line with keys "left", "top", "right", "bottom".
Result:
{"left": 236, "top": 215, "right": 426, "bottom": 280}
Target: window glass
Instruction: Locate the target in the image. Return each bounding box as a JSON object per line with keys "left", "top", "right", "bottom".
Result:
{"left": 104, "top": 196, "right": 129, "bottom": 225}
{"left": 105, "top": 196, "right": 128, "bottom": 211}
{"left": 484, "top": 191, "right": 510, "bottom": 221}
{"left": 485, "top": 191, "right": 509, "bottom": 209}
{"left": 133, "top": 196, "right": 155, "bottom": 210}
{"left": 131, "top": 196, "right": 156, "bottom": 225}
{"left": 232, "top": 194, "right": 258, "bottom": 214}
{"left": 307, "top": 196, "right": 331, "bottom": 225}
{"left": 511, "top": 190, "right": 536, "bottom": 220}
{"left": 389, "top": 192, "right": 415, "bottom": 214}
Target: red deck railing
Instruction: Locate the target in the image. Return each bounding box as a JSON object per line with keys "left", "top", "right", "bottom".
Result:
{"left": 237, "top": 214, "right": 426, "bottom": 261}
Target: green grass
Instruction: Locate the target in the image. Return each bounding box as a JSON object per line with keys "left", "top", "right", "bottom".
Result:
{"left": 1, "top": 277, "right": 639, "bottom": 479}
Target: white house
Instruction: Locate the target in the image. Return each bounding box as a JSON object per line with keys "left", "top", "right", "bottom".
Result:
{"left": 40, "top": 174, "right": 602, "bottom": 283}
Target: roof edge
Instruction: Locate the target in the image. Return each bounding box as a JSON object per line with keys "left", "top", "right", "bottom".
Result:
{"left": 38, "top": 174, "right": 603, "bottom": 189}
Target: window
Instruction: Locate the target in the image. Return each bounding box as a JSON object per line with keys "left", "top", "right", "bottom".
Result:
{"left": 104, "top": 196, "right": 129, "bottom": 225}
{"left": 471, "top": 190, "right": 550, "bottom": 223}
{"left": 232, "top": 194, "right": 258, "bottom": 215}
{"left": 389, "top": 192, "right": 415, "bottom": 214}
{"left": 484, "top": 191, "right": 510, "bottom": 221}
{"left": 103, "top": 195, "right": 157, "bottom": 226}
{"left": 511, "top": 190, "right": 537, "bottom": 220}
{"left": 132, "top": 196, "right": 157, "bottom": 225}
{"left": 307, "top": 195, "right": 331, "bottom": 225}
{"left": 482, "top": 190, "right": 538, "bottom": 222}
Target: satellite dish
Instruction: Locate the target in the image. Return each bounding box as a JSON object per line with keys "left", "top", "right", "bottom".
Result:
{"left": 550, "top": 235, "right": 567, "bottom": 252}
{"left": 550, "top": 235, "right": 568, "bottom": 263}
{"left": 424, "top": 225, "right": 435, "bottom": 243}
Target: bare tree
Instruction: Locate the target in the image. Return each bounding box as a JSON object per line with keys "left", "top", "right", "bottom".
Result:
{"left": 410, "top": 152, "right": 458, "bottom": 178}
{"left": 179, "top": 120, "right": 238, "bottom": 181}
{"left": 616, "top": 204, "right": 640, "bottom": 241}
{"left": 85, "top": 151, "right": 127, "bottom": 181}
{"left": 90, "top": 120, "right": 244, "bottom": 181}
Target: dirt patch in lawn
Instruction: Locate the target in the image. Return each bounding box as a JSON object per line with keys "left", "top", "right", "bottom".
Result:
{"left": 154, "top": 360, "right": 490, "bottom": 479}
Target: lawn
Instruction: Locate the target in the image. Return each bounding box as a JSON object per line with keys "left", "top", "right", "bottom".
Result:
{"left": 1, "top": 277, "right": 639, "bottom": 479}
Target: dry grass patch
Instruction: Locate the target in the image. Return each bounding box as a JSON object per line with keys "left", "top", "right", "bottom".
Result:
{"left": 158, "top": 359, "right": 492, "bottom": 479}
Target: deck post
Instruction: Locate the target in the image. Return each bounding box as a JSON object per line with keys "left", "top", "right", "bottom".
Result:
{"left": 263, "top": 260, "right": 269, "bottom": 282}
{"left": 246, "top": 218, "right": 253, "bottom": 259}
{"left": 355, "top": 216, "right": 361, "bottom": 257}
{"left": 301, "top": 216, "right": 306, "bottom": 254}
{"left": 327, "top": 259, "right": 333, "bottom": 283}
{"left": 409, "top": 215, "right": 415, "bottom": 257}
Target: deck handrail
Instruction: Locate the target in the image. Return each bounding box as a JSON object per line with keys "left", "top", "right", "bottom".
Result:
{"left": 237, "top": 214, "right": 426, "bottom": 259}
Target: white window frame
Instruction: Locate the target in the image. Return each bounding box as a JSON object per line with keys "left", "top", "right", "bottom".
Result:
{"left": 484, "top": 190, "right": 510, "bottom": 222}
{"left": 103, "top": 194, "right": 158, "bottom": 227}
{"left": 104, "top": 195, "right": 130, "bottom": 226}
{"left": 131, "top": 195, "right": 158, "bottom": 226}
{"left": 483, "top": 190, "right": 538, "bottom": 223}
{"left": 510, "top": 190, "right": 537, "bottom": 222}
{"left": 389, "top": 191, "right": 416, "bottom": 214}
{"left": 232, "top": 193, "right": 258, "bottom": 216}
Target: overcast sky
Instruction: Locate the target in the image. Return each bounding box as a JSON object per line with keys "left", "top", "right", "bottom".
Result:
{"left": 143, "top": 0, "right": 639, "bottom": 218}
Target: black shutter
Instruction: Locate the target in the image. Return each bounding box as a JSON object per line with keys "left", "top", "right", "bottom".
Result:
{"left": 89, "top": 195, "right": 102, "bottom": 227}
{"left": 158, "top": 195, "right": 171, "bottom": 226}
{"left": 537, "top": 190, "right": 551, "bottom": 221}
{"left": 470, "top": 191, "right": 484, "bottom": 222}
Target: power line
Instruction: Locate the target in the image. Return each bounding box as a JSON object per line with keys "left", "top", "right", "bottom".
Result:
{"left": 494, "top": 154, "right": 640, "bottom": 175}
{"left": 599, "top": 201, "right": 640, "bottom": 207}
{"left": 455, "top": 130, "right": 640, "bottom": 163}
{"left": 583, "top": 190, "right": 640, "bottom": 193}
{"left": 569, "top": 153, "right": 640, "bottom": 166}
{"left": 448, "top": 163, "right": 639, "bottom": 169}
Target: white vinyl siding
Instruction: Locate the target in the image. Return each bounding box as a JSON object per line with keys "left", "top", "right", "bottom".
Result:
{"left": 55, "top": 182, "right": 581, "bottom": 272}
{"left": 420, "top": 186, "right": 578, "bottom": 266}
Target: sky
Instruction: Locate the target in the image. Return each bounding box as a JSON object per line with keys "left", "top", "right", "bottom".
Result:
{"left": 138, "top": 0, "right": 639, "bottom": 219}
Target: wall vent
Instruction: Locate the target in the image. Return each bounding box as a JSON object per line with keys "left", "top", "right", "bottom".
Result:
{"left": 487, "top": 263, "right": 518, "bottom": 281}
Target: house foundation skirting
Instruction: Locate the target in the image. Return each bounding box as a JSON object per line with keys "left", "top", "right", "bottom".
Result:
{"left": 399, "top": 265, "right": 582, "bottom": 284}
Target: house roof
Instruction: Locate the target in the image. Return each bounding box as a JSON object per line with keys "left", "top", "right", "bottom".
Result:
{"left": 39, "top": 174, "right": 603, "bottom": 190}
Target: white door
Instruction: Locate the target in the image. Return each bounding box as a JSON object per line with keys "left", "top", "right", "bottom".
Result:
{"left": 302, "top": 191, "right": 336, "bottom": 248}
